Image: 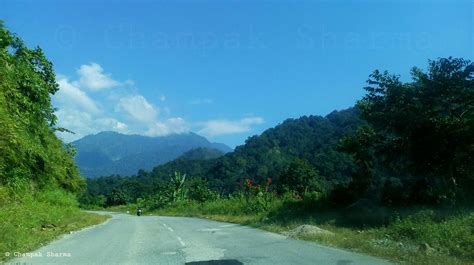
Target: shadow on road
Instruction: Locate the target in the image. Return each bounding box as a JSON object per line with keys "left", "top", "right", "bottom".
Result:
{"left": 186, "top": 260, "right": 243, "bottom": 265}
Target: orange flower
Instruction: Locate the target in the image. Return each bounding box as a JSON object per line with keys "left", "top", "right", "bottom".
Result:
{"left": 267, "top": 178, "right": 272, "bottom": 184}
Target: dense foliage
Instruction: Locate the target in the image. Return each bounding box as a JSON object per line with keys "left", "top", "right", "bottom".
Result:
{"left": 346, "top": 57, "right": 474, "bottom": 205}
{"left": 0, "top": 22, "right": 83, "bottom": 194}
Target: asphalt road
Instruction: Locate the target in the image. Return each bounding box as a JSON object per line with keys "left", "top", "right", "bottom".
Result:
{"left": 8, "top": 212, "right": 391, "bottom": 265}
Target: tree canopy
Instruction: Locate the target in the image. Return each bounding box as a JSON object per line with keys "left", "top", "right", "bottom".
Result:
{"left": 351, "top": 57, "right": 474, "bottom": 204}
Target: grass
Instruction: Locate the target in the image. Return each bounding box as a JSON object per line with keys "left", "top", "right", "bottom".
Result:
{"left": 111, "top": 196, "right": 474, "bottom": 265}
{"left": 0, "top": 187, "right": 110, "bottom": 262}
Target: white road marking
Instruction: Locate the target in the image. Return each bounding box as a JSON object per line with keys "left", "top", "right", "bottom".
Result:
{"left": 177, "top": 236, "right": 186, "bottom": 247}
{"left": 197, "top": 228, "right": 221, "bottom": 232}
{"left": 161, "top": 251, "right": 177, "bottom": 255}
{"left": 219, "top": 224, "right": 238, "bottom": 228}
{"left": 162, "top": 223, "right": 174, "bottom": 232}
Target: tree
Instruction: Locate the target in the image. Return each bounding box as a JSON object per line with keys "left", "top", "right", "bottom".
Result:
{"left": 107, "top": 188, "right": 129, "bottom": 206}
{"left": 187, "top": 178, "right": 216, "bottom": 202}
{"left": 279, "top": 158, "right": 322, "bottom": 195}
{"left": 338, "top": 125, "right": 377, "bottom": 199}
{"left": 169, "top": 172, "right": 187, "bottom": 202}
{"left": 356, "top": 57, "right": 474, "bottom": 203}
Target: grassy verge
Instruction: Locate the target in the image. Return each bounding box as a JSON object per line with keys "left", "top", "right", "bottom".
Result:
{"left": 111, "top": 198, "right": 473, "bottom": 265}
{"left": 0, "top": 187, "right": 110, "bottom": 262}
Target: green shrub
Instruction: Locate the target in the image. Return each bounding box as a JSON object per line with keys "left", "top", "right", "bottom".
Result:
{"left": 385, "top": 209, "right": 474, "bottom": 260}
{"left": 279, "top": 158, "right": 322, "bottom": 195}
{"left": 187, "top": 178, "right": 217, "bottom": 202}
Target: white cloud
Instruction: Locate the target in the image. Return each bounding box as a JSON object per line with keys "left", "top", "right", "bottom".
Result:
{"left": 76, "top": 63, "right": 120, "bottom": 91}
{"left": 124, "top": 79, "right": 135, "bottom": 86}
{"left": 116, "top": 122, "right": 128, "bottom": 130}
{"left": 54, "top": 63, "right": 258, "bottom": 143}
{"left": 240, "top": 117, "right": 265, "bottom": 125}
{"left": 53, "top": 67, "right": 128, "bottom": 142}
{"left": 167, "top": 117, "right": 189, "bottom": 131}
{"left": 117, "top": 95, "right": 158, "bottom": 124}
{"left": 145, "top": 117, "right": 190, "bottom": 137}
{"left": 54, "top": 109, "right": 128, "bottom": 142}
{"left": 95, "top": 118, "right": 129, "bottom": 132}
{"left": 198, "top": 116, "right": 264, "bottom": 137}
{"left": 190, "top": 98, "right": 213, "bottom": 105}
{"left": 116, "top": 95, "right": 191, "bottom": 136}
{"left": 55, "top": 76, "right": 99, "bottom": 113}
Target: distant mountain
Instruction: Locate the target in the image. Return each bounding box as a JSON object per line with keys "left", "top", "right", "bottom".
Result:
{"left": 73, "top": 132, "right": 232, "bottom": 178}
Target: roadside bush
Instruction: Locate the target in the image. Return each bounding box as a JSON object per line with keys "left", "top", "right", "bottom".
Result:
{"left": 187, "top": 178, "right": 217, "bottom": 202}
{"left": 36, "top": 189, "right": 78, "bottom": 208}
{"left": 169, "top": 172, "right": 187, "bottom": 203}
{"left": 0, "top": 186, "right": 10, "bottom": 206}
{"left": 106, "top": 188, "right": 129, "bottom": 206}
{"left": 78, "top": 193, "right": 106, "bottom": 208}
{"left": 380, "top": 177, "right": 406, "bottom": 206}
{"left": 299, "top": 191, "right": 324, "bottom": 210}
{"left": 145, "top": 191, "right": 172, "bottom": 210}
{"left": 328, "top": 184, "right": 357, "bottom": 207}
{"left": 243, "top": 178, "right": 275, "bottom": 213}
{"left": 278, "top": 159, "right": 322, "bottom": 195}
{"left": 385, "top": 209, "right": 474, "bottom": 260}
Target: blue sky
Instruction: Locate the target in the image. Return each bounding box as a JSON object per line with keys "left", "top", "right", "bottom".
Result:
{"left": 1, "top": 0, "right": 472, "bottom": 147}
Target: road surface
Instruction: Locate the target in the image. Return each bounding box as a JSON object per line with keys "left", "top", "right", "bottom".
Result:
{"left": 8, "top": 212, "right": 391, "bottom": 265}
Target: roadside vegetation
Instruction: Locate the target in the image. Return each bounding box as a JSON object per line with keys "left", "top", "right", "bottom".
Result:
{"left": 0, "top": 22, "right": 109, "bottom": 262}
{"left": 0, "top": 188, "right": 108, "bottom": 262}
{"left": 108, "top": 173, "right": 473, "bottom": 265}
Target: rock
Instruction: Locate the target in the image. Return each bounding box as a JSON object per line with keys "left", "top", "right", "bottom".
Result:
{"left": 282, "top": 225, "right": 334, "bottom": 238}
{"left": 41, "top": 223, "right": 57, "bottom": 231}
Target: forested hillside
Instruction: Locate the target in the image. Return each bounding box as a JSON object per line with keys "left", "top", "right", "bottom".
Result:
{"left": 0, "top": 22, "right": 107, "bottom": 261}
{"left": 166, "top": 107, "right": 362, "bottom": 192}
{"left": 82, "top": 107, "right": 362, "bottom": 205}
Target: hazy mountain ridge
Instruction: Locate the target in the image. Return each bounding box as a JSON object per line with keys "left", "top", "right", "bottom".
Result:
{"left": 73, "top": 131, "right": 232, "bottom": 178}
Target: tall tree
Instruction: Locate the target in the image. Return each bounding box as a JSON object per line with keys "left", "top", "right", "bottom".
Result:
{"left": 356, "top": 57, "right": 474, "bottom": 203}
